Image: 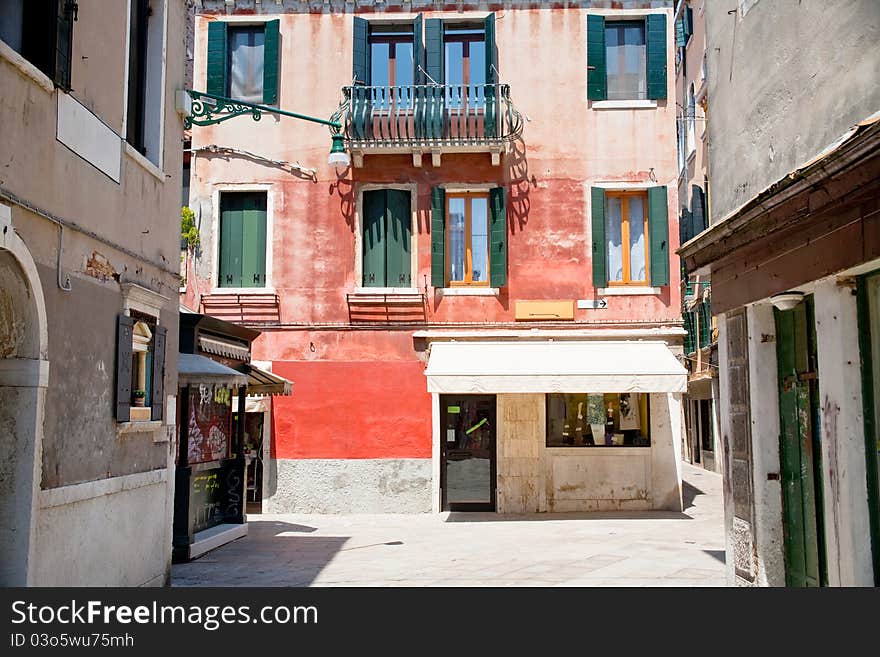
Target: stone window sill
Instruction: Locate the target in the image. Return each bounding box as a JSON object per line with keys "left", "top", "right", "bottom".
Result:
{"left": 596, "top": 287, "right": 662, "bottom": 296}
{"left": 438, "top": 287, "right": 499, "bottom": 297}
{"left": 591, "top": 100, "right": 658, "bottom": 110}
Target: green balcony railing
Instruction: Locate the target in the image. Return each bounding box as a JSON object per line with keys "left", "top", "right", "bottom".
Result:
{"left": 331, "top": 83, "right": 523, "bottom": 149}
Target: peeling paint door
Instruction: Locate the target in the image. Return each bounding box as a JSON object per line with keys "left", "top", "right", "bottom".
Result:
{"left": 775, "top": 297, "right": 827, "bottom": 587}
{"left": 440, "top": 395, "right": 496, "bottom": 511}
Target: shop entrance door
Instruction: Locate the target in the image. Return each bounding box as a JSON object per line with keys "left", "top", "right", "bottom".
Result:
{"left": 775, "top": 296, "right": 827, "bottom": 587}
{"left": 440, "top": 395, "right": 496, "bottom": 511}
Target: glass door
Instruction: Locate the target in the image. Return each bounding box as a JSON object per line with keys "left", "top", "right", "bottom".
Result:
{"left": 440, "top": 395, "right": 496, "bottom": 511}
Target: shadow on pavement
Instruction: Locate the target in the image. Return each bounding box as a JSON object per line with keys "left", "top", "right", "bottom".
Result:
{"left": 682, "top": 480, "right": 704, "bottom": 511}
{"left": 704, "top": 549, "right": 726, "bottom": 563}
{"left": 172, "top": 521, "right": 346, "bottom": 587}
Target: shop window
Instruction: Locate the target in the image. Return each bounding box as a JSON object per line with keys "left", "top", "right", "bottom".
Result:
{"left": 431, "top": 187, "right": 507, "bottom": 288}
{"left": 126, "top": 0, "right": 166, "bottom": 165}
{"left": 362, "top": 189, "right": 411, "bottom": 287}
{"left": 0, "top": 0, "right": 76, "bottom": 89}
{"left": 546, "top": 393, "right": 651, "bottom": 447}
{"left": 115, "top": 312, "right": 166, "bottom": 423}
{"left": 587, "top": 14, "right": 666, "bottom": 101}
{"left": 218, "top": 191, "right": 267, "bottom": 288}
{"left": 206, "top": 19, "right": 279, "bottom": 105}
{"left": 591, "top": 186, "right": 668, "bottom": 288}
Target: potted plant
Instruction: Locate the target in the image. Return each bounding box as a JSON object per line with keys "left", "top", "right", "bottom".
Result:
{"left": 132, "top": 390, "right": 146, "bottom": 407}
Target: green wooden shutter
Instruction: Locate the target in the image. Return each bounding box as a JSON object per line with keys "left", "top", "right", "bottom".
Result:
{"left": 54, "top": 0, "right": 75, "bottom": 90}
{"left": 219, "top": 194, "right": 242, "bottom": 287}
{"left": 685, "top": 7, "right": 694, "bottom": 43}
{"left": 484, "top": 13, "right": 498, "bottom": 138}
{"left": 646, "top": 14, "right": 667, "bottom": 100}
{"left": 431, "top": 187, "right": 446, "bottom": 288}
{"left": 425, "top": 18, "right": 444, "bottom": 140}
{"left": 263, "top": 19, "right": 280, "bottom": 104}
{"left": 489, "top": 186, "right": 507, "bottom": 288}
{"left": 587, "top": 15, "right": 606, "bottom": 101}
{"left": 699, "top": 300, "right": 712, "bottom": 348}
{"left": 363, "top": 190, "right": 386, "bottom": 287}
{"left": 680, "top": 206, "right": 693, "bottom": 246}
{"left": 352, "top": 16, "right": 369, "bottom": 85}
{"left": 591, "top": 186, "right": 607, "bottom": 287}
{"left": 241, "top": 193, "right": 267, "bottom": 288}
{"left": 414, "top": 14, "right": 425, "bottom": 83}
{"left": 116, "top": 314, "right": 134, "bottom": 422}
{"left": 351, "top": 16, "right": 370, "bottom": 140}
{"left": 207, "top": 20, "right": 228, "bottom": 96}
{"left": 150, "top": 325, "right": 167, "bottom": 422}
{"left": 691, "top": 184, "right": 706, "bottom": 238}
{"left": 648, "top": 186, "right": 670, "bottom": 286}
{"left": 675, "top": 15, "right": 686, "bottom": 48}
{"left": 385, "top": 190, "right": 412, "bottom": 288}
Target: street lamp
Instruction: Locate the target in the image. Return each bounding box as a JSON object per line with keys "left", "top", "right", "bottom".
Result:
{"left": 327, "top": 132, "right": 350, "bottom": 172}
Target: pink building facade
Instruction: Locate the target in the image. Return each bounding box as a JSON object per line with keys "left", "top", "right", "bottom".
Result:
{"left": 184, "top": 0, "right": 686, "bottom": 514}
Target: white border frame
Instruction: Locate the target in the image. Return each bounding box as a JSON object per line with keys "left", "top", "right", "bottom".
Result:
{"left": 352, "top": 183, "right": 419, "bottom": 292}
{"left": 211, "top": 183, "right": 277, "bottom": 294}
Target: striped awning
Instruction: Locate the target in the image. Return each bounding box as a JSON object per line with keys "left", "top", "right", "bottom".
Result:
{"left": 199, "top": 335, "right": 250, "bottom": 360}
{"left": 243, "top": 363, "right": 293, "bottom": 397}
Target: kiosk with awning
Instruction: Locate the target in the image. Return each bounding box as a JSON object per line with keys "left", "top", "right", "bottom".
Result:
{"left": 424, "top": 339, "right": 687, "bottom": 513}
{"left": 173, "top": 311, "right": 292, "bottom": 561}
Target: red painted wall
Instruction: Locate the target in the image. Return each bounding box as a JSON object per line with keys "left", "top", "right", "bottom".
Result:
{"left": 271, "top": 358, "right": 432, "bottom": 459}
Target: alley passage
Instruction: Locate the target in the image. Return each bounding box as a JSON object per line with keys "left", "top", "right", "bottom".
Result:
{"left": 173, "top": 463, "right": 724, "bottom": 587}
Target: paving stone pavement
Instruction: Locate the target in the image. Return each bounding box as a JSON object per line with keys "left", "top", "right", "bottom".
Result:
{"left": 172, "top": 462, "right": 725, "bottom": 587}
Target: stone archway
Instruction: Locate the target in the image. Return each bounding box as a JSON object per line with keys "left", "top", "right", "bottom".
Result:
{"left": 0, "top": 204, "right": 49, "bottom": 586}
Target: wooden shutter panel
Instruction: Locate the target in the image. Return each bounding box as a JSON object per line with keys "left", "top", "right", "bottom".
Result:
{"left": 54, "top": 0, "right": 75, "bottom": 90}
{"left": 241, "top": 193, "right": 267, "bottom": 288}
{"left": 691, "top": 184, "right": 706, "bottom": 239}
{"left": 431, "top": 187, "right": 446, "bottom": 288}
{"left": 484, "top": 13, "right": 498, "bottom": 138}
{"left": 685, "top": 7, "right": 694, "bottom": 43}
{"left": 587, "top": 15, "right": 606, "bottom": 101}
{"left": 352, "top": 16, "right": 369, "bottom": 85}
{"left": 362, "top": 190, "right": 386, "bottom": 287}
{"left": 385, "top": 190, "right": 412, "bottom": 288}
{"left": 414, "top": 14, "right": 425, "bottom": 84}
{"left": 219, "top": 194, "right": 243, "bottom": 288}
{"left": 675, "top": 15, "right": 686, "bottom": 48}
{"left": 207, "top": 20, "right": 228, "bottom": 96}
{"left": 425, "top": 19, "right": 444, "bottom": 140}
{"left": 263, "top": 19, "right": 280, "bottom": 104}
{"left": 680, "top": 207, "right": 693, "bottom": 246}
{"left": 150, "top": 325, "right": 167, "bottom": 421}
{"left": 591, "top": 186, "right": 607, "bottom": 287}
{"left": 648, "top": 185, "right": 670, "bottom": 286}
{"left": 116, "top": 314, "right": 134, "bottom": 422}
{"left": 489, "top": 186, "right": 507, "bottom": 288}
{"left": 646, "top": 14, "right": 667, "bottom": 100}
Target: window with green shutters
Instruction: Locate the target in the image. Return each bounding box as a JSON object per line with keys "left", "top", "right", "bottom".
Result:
{"left": 587, "top": 13, "right": 667, "bottom": 101}
{"left": 698, "top": 299, "right": 712, "bottom": 348}
{"left": 206, "top": 19, "right": 280, "bottom": 104}
{"left": 431, "top": 187, "right": 506, "bottom": 288}
{"left": 362, "top": 189, "right": 412, "bottom": 288}
{"left": 218, "top": 192, "right": 268, "bottom": 289}
{"left": 591, "top": 186, "right": 669, "bottom": 288}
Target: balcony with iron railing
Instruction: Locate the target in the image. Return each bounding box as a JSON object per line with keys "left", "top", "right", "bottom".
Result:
{"left": 330, "top": 82, "right": 523, "bottom": 167}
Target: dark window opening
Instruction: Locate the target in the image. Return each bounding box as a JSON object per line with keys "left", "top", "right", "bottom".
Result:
{"left": 0, "top": 0, "right": 75, "bottom": 89}
{"left": 126, "top": 0, "right": 150, "bottom": 154}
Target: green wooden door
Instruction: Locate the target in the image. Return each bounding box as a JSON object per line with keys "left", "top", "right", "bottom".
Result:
{"left": 775, "top": 297, "right": 826, "bottom": 587}
{"left": 362, "top": 190, "right": 386, "bottom": 287}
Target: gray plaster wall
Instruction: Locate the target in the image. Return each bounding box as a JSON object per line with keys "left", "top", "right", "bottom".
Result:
{"left": 265, "top": 459, "right": 432, "bottom": 513}
{"left": 36, "top": 263, "right": 169, "bottom": 488}
{"left": 706, "top": 0, "right": 880, "bottom": 222}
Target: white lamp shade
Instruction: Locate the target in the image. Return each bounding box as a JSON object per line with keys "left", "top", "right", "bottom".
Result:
{"left": 328, "top": 151, "right": 350, "bottom": 168}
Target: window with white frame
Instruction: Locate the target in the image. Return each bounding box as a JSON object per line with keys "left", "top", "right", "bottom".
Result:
{"left": 126, "top": 0, "right": 166, "bottom": 166}
{"left": 0, "top": 0, "right": 75, "bottom": 89}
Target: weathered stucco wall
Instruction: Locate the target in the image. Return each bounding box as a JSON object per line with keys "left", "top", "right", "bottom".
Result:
{"left": 706, "top": 0, "right": 880, "bottom": 222}
{"left": 187, "top": 5, "right": 681, "bottom": 326}
{"left": 265, "top": 458, "right": 432, "bottom": 513}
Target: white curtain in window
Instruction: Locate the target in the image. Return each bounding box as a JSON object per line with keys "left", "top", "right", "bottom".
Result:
{"left": 229, "top": 29, "right": 264, "bottom": 103}
{"left": 606, "top": 196, "right": 623, "bottom": 282}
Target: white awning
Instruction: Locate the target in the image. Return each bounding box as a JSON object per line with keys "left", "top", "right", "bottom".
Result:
{"left": 424, "top": 341, "right": 687, "bottom": 394}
